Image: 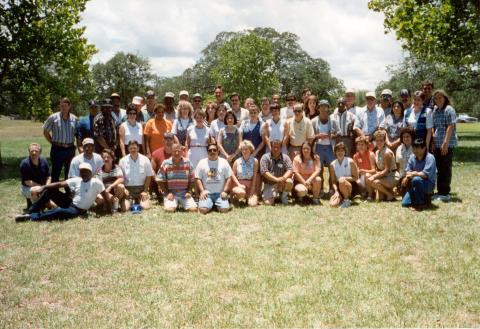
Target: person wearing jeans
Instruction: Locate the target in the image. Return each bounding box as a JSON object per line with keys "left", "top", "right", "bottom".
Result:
{"left": 15, "top": 163, "right": 110, "bottom": 222}
{"left": 401, "top": 138, "right": 436, "bottom": 210}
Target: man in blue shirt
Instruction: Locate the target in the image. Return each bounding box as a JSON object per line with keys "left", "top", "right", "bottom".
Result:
{"left": 401, "top": 138, "right": 437, "bottom": 210}
{"left": 20, "top": 143, "right": 51, "bottom": 205}
{"left": 77, "top": 100, "right": 99, "bottom": 141}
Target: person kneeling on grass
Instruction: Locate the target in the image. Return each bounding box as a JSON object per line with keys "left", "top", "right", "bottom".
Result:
{"left": 292, "top": 141, "right": 322, "bottom": 204}
{"left": 195, "top": 142, "right": 233, "bottom": 214}
{"left": 15, "top": 163, "right": 110, "bottom": 222}
{"left": 95, "top": 148, "right": 127, "bottom": 212}
{"left": 329, "top": 142, "right": 359, "bottom": 208}
{"left": 352, "top": 136, "right": 375, "bottom": 200}
{"left": 119, "top": 140, "right": 154, "bottom": 210}
{"left": 260, "top": 139, "right": 293, "bottom": 205}
{"left": 156, "top": 143, "right": 197, "bottom": 212}
{"left": 401, "top": 138, "right": 436, "bottom": 211}
{"left": 231, "top": 140, "right": 260, "bottom": 207}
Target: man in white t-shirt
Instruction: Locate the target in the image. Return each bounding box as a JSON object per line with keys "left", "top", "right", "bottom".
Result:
{"left": 119, "top": 140, "right": 154, "bottom": 210}
{"left": 15, "top": 163, "right": 109, "bottom": 222}
{"left": 68, "top": 138, "right": 103, "bottom": 178}
{"left": 195, "top": 143, "right": 233, "bottom": 214}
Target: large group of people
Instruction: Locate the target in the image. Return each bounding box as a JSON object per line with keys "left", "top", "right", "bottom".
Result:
{"left": 15, "top": 80, "right": 458, "bottom": 221}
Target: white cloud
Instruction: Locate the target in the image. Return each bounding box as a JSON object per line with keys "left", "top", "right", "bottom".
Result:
{"left": 82, "top": 0, "right": 403, "bottom": 90}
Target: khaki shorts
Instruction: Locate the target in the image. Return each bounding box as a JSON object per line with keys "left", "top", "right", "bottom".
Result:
{"left": 378, "top": 172, "right": 400, "bottom": 188}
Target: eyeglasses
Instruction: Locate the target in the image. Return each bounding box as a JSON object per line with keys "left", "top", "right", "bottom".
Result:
{"left": 208, "top": 148, "right": 218, "bottom": 153}
{"left": 293, "top": 110, "right": 303, "bottom": 113}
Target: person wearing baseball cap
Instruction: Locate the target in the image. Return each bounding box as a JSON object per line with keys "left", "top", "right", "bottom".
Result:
{"left": 93, "top": 98, "right": 117, "bottom": 154}
{"left": 78, "top": 100, "right": 99, "bottom": 141}
{"left": 68, "top": 137, "right": 103, "bottom": 178}
{"left": 163, "top": 92, "right": 177, "bottom": 123}
{"left": 399, "top": 89, "right": 412, "bottom": 109}
{"left": 353, "top": 91, "right": 385, "bottom": 147}
{"left": 110, "top": 93, "right": 126, "bottom": 126}
{"left": 131, "top": 96, "right": 149, "bottom": 123}
{"left": 179, "top": 90, "right": 189, "bottom": 101}
{"left": 192, "top": 93, "right": 203, "bottom": 111}
{"left": 15, "top": 162, "right": 110, "bottom": 222}
{"left": 142, "top": 90, "right": 157, "bottom": 119}
{"left": 380, "top": 89, "right": 393, "bottom": 117}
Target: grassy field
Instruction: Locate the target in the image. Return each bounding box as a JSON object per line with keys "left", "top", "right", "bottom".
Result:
{"left": 1, "top": 120, "right": 479, "bottom": 327}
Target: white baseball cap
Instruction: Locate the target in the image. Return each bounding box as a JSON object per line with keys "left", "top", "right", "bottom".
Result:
{"left": 365, "top": 91, "right": 376, "bottom": 99}
{"left": 79, "top": 163, "right": 92, "bottom": 172}
{"left": 179, "top": 90, "right": 189, "bottom": 97}
{"left": 132, "top": 96, "right": 143, "bottom": 105}
{"left": 381, "top": 89, "right": 393, "bottom": 96}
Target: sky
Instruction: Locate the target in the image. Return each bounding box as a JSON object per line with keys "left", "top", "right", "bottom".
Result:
{"left": 82, "top": 0, "right": 404, "bottom": 91}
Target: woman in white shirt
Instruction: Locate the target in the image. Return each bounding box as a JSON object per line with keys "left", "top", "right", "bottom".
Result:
{"left": 119, "top": 104, "right": 144, "bottom": 156}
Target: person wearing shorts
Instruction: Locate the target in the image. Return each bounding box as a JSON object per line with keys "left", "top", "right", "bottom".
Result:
{"left": 195, "top": 143, "right": 232, "bottom": 214}
{"left": 329, "top": 142, "right": 360, "bottom": 208}
{"left": 156, "top": 143, "right": 197, "bottom": 212}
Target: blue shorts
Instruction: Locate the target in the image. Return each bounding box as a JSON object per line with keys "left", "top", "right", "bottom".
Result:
{"left": 315, "top": 144, "right": 335, "bottom": 166}
{"left": 198, "top": 192, "right": 230, "bottom": 210}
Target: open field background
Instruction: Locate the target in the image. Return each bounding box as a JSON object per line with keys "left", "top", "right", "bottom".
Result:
{"left": 0, "top": 120, "right": 479, "bottom": 327}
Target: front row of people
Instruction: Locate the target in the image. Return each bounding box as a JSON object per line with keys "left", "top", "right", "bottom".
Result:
{"left": 16, "top": 133, "right": 436, "bottom": 221}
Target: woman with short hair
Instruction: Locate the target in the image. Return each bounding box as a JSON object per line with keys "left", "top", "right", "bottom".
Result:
{"left": 263, "top": 103, "right": 288, "bottom": 154}
{"left": 404, "top": 90, "right": 432, "bottom": 145}
{"left": 119, "top": 104, "right": 144, "bottom": 156}
{"left": 239, "top": 104, "right": 264, "bottom": 159}
{"left": 292, "top": 141, "right": 322, "bottom": 204}
{"left": 384, "top": 101, "right": 405, "bottom": 151}
{"left": 368, "top": 130, "right": 399, "bottom": 201}
{"left": 329, "top": 142, "right": 359, "bottom": 208}
{"left": 217, "top": 110, "right": 241, "bottom": 163}
{"left": 231, "top": 140, "right": 260, "bottom": 207}
{"left": 185, "top": 109, "right": 210, "bottom": 168}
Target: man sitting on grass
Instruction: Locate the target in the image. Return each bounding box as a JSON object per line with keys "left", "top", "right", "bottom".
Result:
{"left": 401, "top": 138, "right": 437, "bottom": 211}
{"left": 15, "top": 163, "right": 110, "bottom": 222}
{"left": 20, "top": 142, "right": 51, "bottom": 208}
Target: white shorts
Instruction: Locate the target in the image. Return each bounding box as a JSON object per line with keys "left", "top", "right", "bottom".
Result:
{"left": 164, "top": 196, "right": 197, "bottom": 210}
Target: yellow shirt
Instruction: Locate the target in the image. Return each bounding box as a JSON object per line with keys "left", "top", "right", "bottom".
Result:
{"left": 288, "top": 116, "right": 314, "bottom": 146}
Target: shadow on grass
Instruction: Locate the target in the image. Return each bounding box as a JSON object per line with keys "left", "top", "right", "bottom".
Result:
{"left": 453, "top": 146, "right": 480, "bottom": 163}
{"left": 0, "top": 157, "right": 22, "bottom": 180}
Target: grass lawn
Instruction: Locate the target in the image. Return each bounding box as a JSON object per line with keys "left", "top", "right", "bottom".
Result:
{"left": 1, "top": 119, "right": 479, "bottom": 327}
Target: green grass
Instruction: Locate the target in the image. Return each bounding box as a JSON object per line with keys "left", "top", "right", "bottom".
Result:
{"left": 1, "top": 120, "right": 479, "bottom": 327}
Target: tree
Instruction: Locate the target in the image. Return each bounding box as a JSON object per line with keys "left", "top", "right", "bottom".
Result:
{"left": 212, "top": 33, "right": 279, "bottom": 102}
{"left": 92, "top": 52, "right": 155, "bottom": 107}
{"left": 155, "top": 27, "right": 344, "bottom": 103}
{"left": 368, "top": 0, "right": 480, "bottom": 68}
{"left": 376, "top": 55, "right": 480, "bottom": 115}
{"left": 0, "top": 0, "right": 97, "bottom": 119}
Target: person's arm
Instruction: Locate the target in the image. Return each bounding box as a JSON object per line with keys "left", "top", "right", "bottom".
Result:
{"left": 230, "top": 159, "right": 243, "bottom": 188}
{"left": 252, "top": 140, "right": 264, "bottom": 158}
{"left": 262, "top": 122, "right": 271, "bottom": 151}
{"left": 184, "top": 133, "right": 190, "bottom": 153}
{"left": 105, "top": 176, "right": 124, "bottom": 194}
{"left": 30, "top": 180, "right": 69, "bottom": 194}
{"left": 217, "top": 130, "right": 229, "bottom": 158}
{"left": 250, "top": 159, "right": 259, "bottom": 197}
{"left": 196, "top": 178, "right": 209, "bottom": 200}
{"left": 119, "top": 125, "right": 126, "bottom": 157}
{"left": 329, "top": 163, "right": 339, "bottom": 192}
{"left": 370, "top": 151, "right": 392, "bottom": 180}
{"left": 100, "top": 190, "right": 112, "bottom": 214}
{"left": 293, "top": 158, "right": 307, "bottom": 185}
{"left": 43, "top": 129, "right": 52, "bottom": 144}
{"left": 349, "top": 159, "right": 359, "bottom": 181}
{"left": 157, "top": 180, "right": 168, "bottom": 196}
{"left": 306, "top": 157, "right": 322, "bottom": 185}
{"left": 441, "top": 124, "right": 454, "bottom": 155}
{"left": 96, "top": 136, "right": 109, "bottom": 151}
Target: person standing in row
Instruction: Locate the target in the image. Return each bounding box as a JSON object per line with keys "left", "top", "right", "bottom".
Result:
{"left": 119, "top": 104, "right": 144, "bottom": 156}
{"left": 331, "top": 98, "right": 356, "bottom": 156}
{"left": 144, "top": 103, "right": 173, "bottom": 159}
{"left": 43, "top": 97, "right": 80, "bottom": 182}
{"left": 94, "top": 98, "right": 117, "bottom": 154}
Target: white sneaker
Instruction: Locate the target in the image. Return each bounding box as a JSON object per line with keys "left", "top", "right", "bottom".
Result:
{"left": 340, "top": 199, "right": 351, "bottom": 208}
{"left": 439, "top": 194, "right": 451, "bottom": 202}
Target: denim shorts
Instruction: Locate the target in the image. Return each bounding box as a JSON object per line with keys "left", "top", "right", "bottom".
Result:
{"left": 315, "top": 144, "right": 335, "bottom": 166}
{"left": 198, "top": 192, "right": 230, "bottom": 210}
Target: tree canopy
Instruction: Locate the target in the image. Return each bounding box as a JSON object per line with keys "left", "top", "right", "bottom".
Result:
{"left": 368, "top": 0, "right": 480, "bottom": 68}
{"left": 0, "top": 0, "right": 96, "bottom": 119}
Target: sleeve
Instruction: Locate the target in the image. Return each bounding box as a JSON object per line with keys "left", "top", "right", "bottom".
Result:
{"left": 395, "top": 146, "right": 403, "bottom": 162}
{"left": 426, "top": 108, "right": 433, "bottom": 129}
{"left": 405, "top": 154, "right": 414, "bottom": 172}
{"left": 188, "top": 163, "right": 195, "bottom": 182}
{"left": 156, "top": 162, "right": 166, "bottom": 182}
{"left": 143, "top": 121, "right": 152, "bottom": 136}
{"left": 446, "top": 106, "right": 457, "bottom": 125}
{"left": 292, "top": 157, "right": 300, "bottom": 173}
{"left": 194, "top": 161, "right": 203, "bottom": 179}
{"left": 378, "top": 111, "right": 385, "bottom": 127}
{"left": 259, "top": 155, "right": 268, "bottom": 174}
{"left": 223, "top": 160, "right": 232, "bottom": 178}
{"left": 306, "top": 120, "right": 315, "bottom": 139}
{"left": 68, "top": 160, "right": 78, "bottom": 178}
{"left": 95, "top": 179, "right": 105, "bottom": 194}
{"left": 114, "top": 165, "right": 124, "bottom": 178}
{"left": 144, "top": 159, "right": 154, "bottom": 176}
{"left": 354, "top": 113, "right": 363, "bottom": 129}
{"left": 284, "top": 155, "right": 293, "bottom": 171}
{"left": 19, "top": 161, "right": 30, "bottom": 183}
{"left": 422, "top": 154, "right": 436, "bottom": 178}
{"left": 66, "top": 178, "right": 76, "bottom": 190}
{"left": 171, "top": 120, "right": 178, "bottom": 134}
{"left": 42, "top": 115, "right": 54, "bottom": 131}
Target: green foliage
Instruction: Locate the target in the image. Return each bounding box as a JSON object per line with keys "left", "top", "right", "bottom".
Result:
{"left": 92, "top": 52, "right": 155, "bottom": 108}
{"left": 376, "top": 55, "right": 480, "bottom": 115}
{"left": 368, "top": 0, "right": 480, "bottom": 68}
{"left": 212, "top": 33, "right": 279, "bottom": 102}
{"left": 155, "top": 28, "right": 344, "bottom": 103}
{"left": 0, "top": 0, "right": 97, "bottom": 119}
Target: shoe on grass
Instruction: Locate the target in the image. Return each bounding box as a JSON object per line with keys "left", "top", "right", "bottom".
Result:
{"left": 280, "top": 192, "right": 289, "bottom": 205}
{"left": 312, "top": 198, "right": 321, "bottom": 205}
{"left": 339, "top": 199, "right": 351, "bottom": 208}
{"left": 15, "top": 214, "right": 31, "bottom": 222}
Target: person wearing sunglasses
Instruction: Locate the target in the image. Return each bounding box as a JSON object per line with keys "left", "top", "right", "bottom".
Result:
{"left": 195, "top": 143, "right": 233, "bottom": 214}
{"left": 285, "top": 103, "right": 314, "bottom": 160}
{"left": 119, "top": 103, "right": 144, "bottom": 157}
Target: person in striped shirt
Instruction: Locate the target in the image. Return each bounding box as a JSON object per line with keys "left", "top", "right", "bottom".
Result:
{"left": 156, "top": 143, "right": 197, "bottom": 212}
{"left": 43, "top": 97, "right": 80, "bottom": 182}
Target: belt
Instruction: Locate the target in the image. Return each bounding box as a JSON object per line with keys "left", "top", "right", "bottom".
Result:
{"left": 52, "top": 142, "right": 74, "bottom": 148}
